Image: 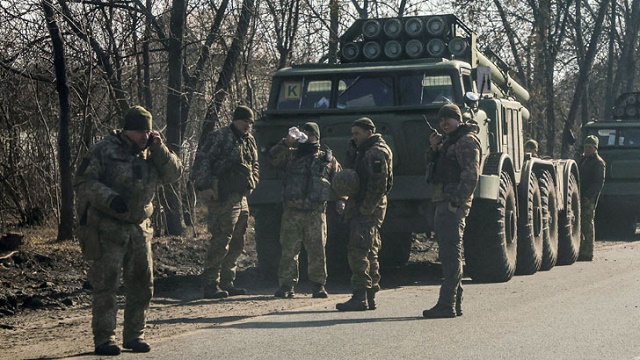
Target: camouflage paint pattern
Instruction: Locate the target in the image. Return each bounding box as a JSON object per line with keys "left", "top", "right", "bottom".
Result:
{"left": 427, "top": 124, "right": 481, "bottom": 208}
{"left": 278, "top": 208, "right": 328, "bottom": 286}
{"left": 579, "top": 152, "right": 605, "bottom": 258}
{"left": 203, "top": 192, "right": 249, "bottom": 287}
{"left": 426, "top": 123, "right": 480, "bottom": 308}
{"left": 191, "top": 124, "right": 259, "bottom": 198}
{"left": 269, "top": 141, "right": 341, "bottom": 286}
{"left": 345, "top": 134, "right": 392, "bottom": 290}
{"left": 74, "top": 131, "right": 183, "bottom": 346}
{"left": 192, "top": 124, "right": 259, "bottom": 288}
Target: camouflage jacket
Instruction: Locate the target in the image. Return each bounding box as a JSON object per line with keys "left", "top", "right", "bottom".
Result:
{"left": 426, "top": 123, "right": 481, "bottom": 208}
{"left": 579, "top": 152, "right": 606, "bottom": 201}
{"left": 191, "top": 124, "right": 259, "bottom": 200}
{"left": 74, "top": 130, "right": 183, "bottom": 225}
{"left": 269, "top": 141, "right": 341, "bottom": 211}
{"left": 350, "top": 134, "right": 393, "bottom": 215}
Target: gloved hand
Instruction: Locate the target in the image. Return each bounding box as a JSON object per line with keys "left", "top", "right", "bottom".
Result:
{"left": 110, "top": 195, "right": 129, "bottom": 214}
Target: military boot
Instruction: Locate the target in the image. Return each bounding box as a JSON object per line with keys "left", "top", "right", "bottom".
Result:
{"left": 336, "top": 289, "right": 367, "bottom": 311}
{"left": 203, "top": 282, "right": 229, "bottom": 299}
{"left": 274, "top": 285, "right": 295, "bottom": 298}
{"left": 312, "top": 283, "right": 329, "bottom": 298}
{"left": 95, "top": 340, "right": 121, "bottom": 356}
{"left": 366, "top": 287, "right": 379, "bottom": 310}
{"left": 123, "top": 338, "right": 151, "bottom": 353}
{"left": 455, "top": 288, "right": 463, "bottom": 317}
{"left": 422, "top": 303, "right": 456, "bottom": 319}
{"left": 221, "top": 283, "right": 247, "bottom": 296}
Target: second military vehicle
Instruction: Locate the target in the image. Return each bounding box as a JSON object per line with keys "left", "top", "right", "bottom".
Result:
{"left": 250, "top": 14, "right": 581, "bottom": 282}
{"left": 582, "top": 92, "right": 640, "bottom": 239}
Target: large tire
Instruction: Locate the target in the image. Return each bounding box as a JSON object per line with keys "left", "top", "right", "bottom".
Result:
{"left": 515, "top": 172, "right": 543, "bottom": 275}
{"left": 539, "top": 170, "right": 559, "bottom": 271}
{"left": 379, "top": 230, "right": 412, "bottom": 268}
{"left": 326, "top": 204, "right": 350, "bottom": 278}
{"left": 464, "top": 171, "right": 517, "bottom": 282}
{"left": 557, "top": 172, "right": 580, "bottom": 265}
{"left": 253, "top": 204, "right": 283, "bottom": 280}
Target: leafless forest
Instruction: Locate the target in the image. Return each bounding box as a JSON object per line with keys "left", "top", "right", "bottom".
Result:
{"left": 1, "top": 0, "right": 638, "bottom": 241}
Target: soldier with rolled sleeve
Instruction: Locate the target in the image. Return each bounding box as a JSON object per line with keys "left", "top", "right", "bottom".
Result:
{"left": 578, "top": 135, "right": 606, "bottom": 261}
{"left": 191, "top": 105, "right": 259, "bottom": 298}
{"left": 336, "top": 117, "right": 393, "bottom": 312}
{"left": 269, "top": 122, "right": 341, "bottom": 299}
{"left": 74, "top": 105, "right": 183, "bottom": 355}
{"left": 422, "top": 103, "right": 481, "bottom": 318}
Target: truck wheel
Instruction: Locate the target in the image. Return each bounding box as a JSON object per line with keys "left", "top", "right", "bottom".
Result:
{"left": 379, "top": 230, "right": 412, "bottom": 268}
{"left": 464, "top": 170, "right": 517, "bottom": 282}
{"left": 516, "top": 172, "right": 543, "bottom": 275}
{"left": 539, "top": 170, "right": 559, "bottom": 271}
{"left": 253, "top": 205, "right": 283, "bottom": 280}
{"left": 557, "top": 173, "right": 581, "bottom": 265}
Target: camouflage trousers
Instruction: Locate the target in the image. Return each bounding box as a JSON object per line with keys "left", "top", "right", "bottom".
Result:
{"left": 88, "top": 217, "right": 154, "bottom": 346}
{"left": 580, "top": 197, "right": 597, "bottom": 258}
{"left": 204, "top": 192, "right": 249, "bottom": 287}
{"left": 347, "top": 199, "right": 386, "bottom": 290}
{"left": 278, "top": 207, "right": 328, "bottom": 287}
{"left": 433, "top": 201, "right": 469, "bottom": 307}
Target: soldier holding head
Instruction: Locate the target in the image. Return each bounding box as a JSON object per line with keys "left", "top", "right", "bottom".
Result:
{"left": 191, "top": 105, "right": 260, "bottom": 298}
{"left": 268, "top": 122, "right": 341, "bottom": 299}
{"left": 74, "top": 105, "right": 183, "bottom": 355}
{"left": 578, "top": 135, "right": 606, "bottom": 261}
{"left": 423, "top": 103, "right": 481, "bottom": 318}
{"left": 336, "top": 117, "right": 393, "bottom": 312}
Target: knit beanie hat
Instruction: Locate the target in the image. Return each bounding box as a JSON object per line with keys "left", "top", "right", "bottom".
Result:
{"left": 123, "top": 106, "right": 152, "bottom": 130}
{"left": 233, "top": 105, "right": 254, "bottom": 121}
{"left": 352, "top": 117, "right": 376, "bottom": 132}
{"left": 438, "top": 103, "right": 462, "bottom": 122}
{"left": 302, "top": 122, "right": 321, "bottom": 139}
{"left": 584, "top": 135, "right": 599, "bottom": 148}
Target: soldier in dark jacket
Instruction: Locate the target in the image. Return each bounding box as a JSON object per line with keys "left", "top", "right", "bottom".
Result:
{"left": 191, "top": 105, "right": 260, "bottom": 298}
{"left": 336, "top": 117, "right": 393, "bottom": 312}
{"left": 423, "top": 103, "right": 481, "bottom": 318}
{"left": 74, "top": 106, "right": 183, "bottom": 355}
{"left": 269, "top": 122, "right": 341, "bottom": 299}
{"left": 578, "top": 135, "right": 606, "bottom": 261}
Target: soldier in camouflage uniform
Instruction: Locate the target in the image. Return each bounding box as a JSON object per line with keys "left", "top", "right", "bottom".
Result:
{"left": 269, "top": 122, "right": 341, "bottom": 299}
{"left": 578, "top": 135, "right": 606, "bottom": 261}
{"left": 191, "top": 105, "right": 259, "bottom": 298}
{"left": 74, "top": 106, "right": 183, "bottom": 355}
{"left": 422, "top": 103, "right": 481, "bottom": 318}
{"left": 336, "top": 117, "right": 393, "bottom": 312}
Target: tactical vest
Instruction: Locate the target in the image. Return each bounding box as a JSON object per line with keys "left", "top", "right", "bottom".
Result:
{"left": 282, "top": 149, "right": 333, "bottom": 210}
{"left": 432, "top": 125, "right": 480, "bottom": 186}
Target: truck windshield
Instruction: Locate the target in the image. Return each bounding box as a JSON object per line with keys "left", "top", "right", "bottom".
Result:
{"left": 275, "top": 72, "right": 456, "bottom": 110}
{"left": 587, "top": 128, "right": 640, "bottom": 147}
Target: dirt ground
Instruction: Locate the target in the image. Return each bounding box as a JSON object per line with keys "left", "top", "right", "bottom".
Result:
{"left": 0, "top": 217, "right": 443, "bottom": 360}
{"left": 2, "top": 214, "right": 631, "bottom": 360}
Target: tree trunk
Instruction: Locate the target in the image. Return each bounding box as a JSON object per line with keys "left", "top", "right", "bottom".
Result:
{"left": 42, "top": 0, "right": 74, "bottom": 242}
{"left": 163, "top": 0, "right": 187, "bottom": 236}
{"left": 198, "top": 0, "right": 256, "bottom": 146}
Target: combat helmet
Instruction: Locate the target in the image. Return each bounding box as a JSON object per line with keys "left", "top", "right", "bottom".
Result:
{"left": 332, "top": 169, "right": 360, "bottom": 197}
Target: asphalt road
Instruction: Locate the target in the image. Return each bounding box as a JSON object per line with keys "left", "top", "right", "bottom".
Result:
{"left": 73, "top": 241, "right": 640, "bottom": 360}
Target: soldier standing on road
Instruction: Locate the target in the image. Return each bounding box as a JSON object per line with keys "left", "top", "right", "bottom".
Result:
{"left": 336, "top": 117, "right": 393, "bottom": 312}
{"left": 423, "top": 103, "right": 481, "bottom": 319}
{"left": 74, "top": 106, "right": 183, "bottom": 355}
{"left": 269, "top": 122, "right": 341, "bottom": 299}
{"left": 578, "top": 135, "right": 606, "bottom": 261}
{"left": 191, "top": 105, "right": 260, "bottom": 298}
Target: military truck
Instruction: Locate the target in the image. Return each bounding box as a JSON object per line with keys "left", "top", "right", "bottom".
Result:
{"left": 582, "top": 92, "right": 640, "bottom": 239}
{"left": 250, "top": 14, "right": 581, "bottom": 282}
